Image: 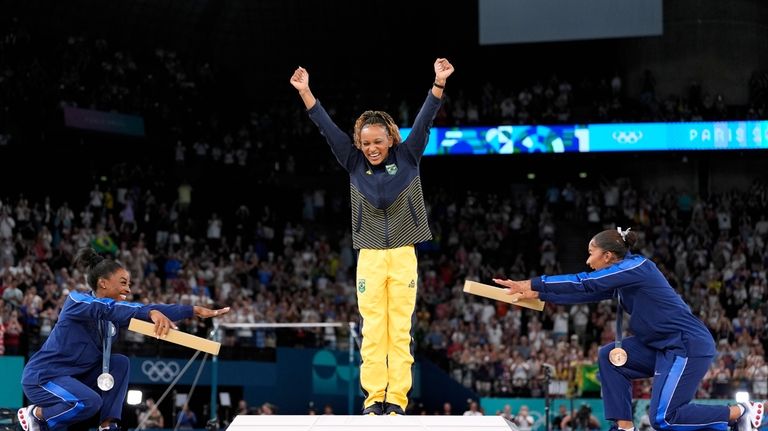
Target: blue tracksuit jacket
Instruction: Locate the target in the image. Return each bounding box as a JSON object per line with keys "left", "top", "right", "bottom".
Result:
{"left": 307, "top": 91, "right": 441, "bottom": 250}
{"left": 22, "top": 291, "right": 193, "bottom": 385}
{"left": 531, "top": 253, "right": 715, "bottom": 357}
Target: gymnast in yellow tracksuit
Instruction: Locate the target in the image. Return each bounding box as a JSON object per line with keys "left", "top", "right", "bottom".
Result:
{"left": 290, "top": 58, "right": 454, "bottom": 415}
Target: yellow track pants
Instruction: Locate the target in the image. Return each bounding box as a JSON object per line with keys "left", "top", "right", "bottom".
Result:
{"left": 356, "top": 245, "right": 418, "bottom": 411}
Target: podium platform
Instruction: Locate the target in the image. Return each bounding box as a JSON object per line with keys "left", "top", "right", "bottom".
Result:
{"left": 227, "top": 415, "right": 518, "bottom": 431}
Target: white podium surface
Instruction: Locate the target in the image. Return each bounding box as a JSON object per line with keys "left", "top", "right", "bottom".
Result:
{"left": 227, "top": 415, "right": 518, "bottom": 431}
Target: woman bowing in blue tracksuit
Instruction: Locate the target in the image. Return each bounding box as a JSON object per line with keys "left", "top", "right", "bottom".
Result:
{"left": 494, "top": 228, "right": 763, "bottom": 431}
{"left": 17, "top": 247, "right": 230, "bottom": 431}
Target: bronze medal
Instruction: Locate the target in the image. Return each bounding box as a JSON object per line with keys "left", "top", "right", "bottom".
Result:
{"left": 609, "top": 347, "right": 628, "bottom": 366}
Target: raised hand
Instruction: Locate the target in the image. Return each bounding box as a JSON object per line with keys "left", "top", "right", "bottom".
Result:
{"left": 290, "top": 66, "right": 310, "bottom": 92}
{"left": 434, "top": 58, "right": 455, "bottom": 82}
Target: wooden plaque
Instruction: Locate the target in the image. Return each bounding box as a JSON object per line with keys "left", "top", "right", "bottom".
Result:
{"left": 463, "top": 280, "right": 545, "bottom": 311}
{"left": 128, "top": 318, "right": 221, "bottom": 355}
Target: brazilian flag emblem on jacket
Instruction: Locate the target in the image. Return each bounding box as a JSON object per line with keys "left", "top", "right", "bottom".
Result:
{"left": 358, "top": 279, "right": 366, "bottom": 293}
{"left": 385, "top": 164, "right": 398, "bottom": 175}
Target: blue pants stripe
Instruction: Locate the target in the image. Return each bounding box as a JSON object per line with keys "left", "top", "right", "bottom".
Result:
{"left": 40, "top": 382, "right": 85, "bottom": 429}
{"left": 653, "top": 356, "right": 730, "bottom": 431}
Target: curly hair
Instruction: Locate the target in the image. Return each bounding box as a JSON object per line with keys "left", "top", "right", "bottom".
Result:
{"left": 353, "top": 110, "right": 401, "bottom": 149}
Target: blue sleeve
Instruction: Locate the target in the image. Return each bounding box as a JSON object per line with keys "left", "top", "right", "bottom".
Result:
{"left": 307, "top": 100, "right": 359, "bottom": 172}
{"left": 143, "top": 304, "right": 195, "bottom": 322}
{"left": 531, "top": 257, "right": 648, "bottom": 297}
{"left": 401, "top": 91, "right": 442, "bottom": 163}
{"left": 67, "top": 292, "right": 194, "bottom": 326}
{"left": 538, "top": 289, "right": 614, "bottom": 304}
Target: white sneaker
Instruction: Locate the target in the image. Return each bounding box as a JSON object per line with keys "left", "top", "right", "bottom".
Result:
{"left": 17, "top": 405, "right": 41, "bottom": 431}
{"left": 738, "top": 401, "right": 764, "bottom": 431}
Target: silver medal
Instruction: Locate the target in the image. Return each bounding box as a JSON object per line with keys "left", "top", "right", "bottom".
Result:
{"left": 97, "top": 372, "right": 115, "bottom": 391}
{"left": 99, "top": 322, "right": 117, "bottom": 391}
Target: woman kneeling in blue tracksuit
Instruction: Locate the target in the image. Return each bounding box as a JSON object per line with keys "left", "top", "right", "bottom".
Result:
{"left": 17, "top": 247, "right": 230, "bottom": 431}
{"left": 495, "top": 228, "right": 763, "bottom": 431}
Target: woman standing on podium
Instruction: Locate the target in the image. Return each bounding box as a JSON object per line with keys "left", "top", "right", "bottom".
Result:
{"left": 290, "top": 58, "right": 453, "bottom": 415}
{"left": 18, "top": 247, "right": 230, "bottom": 431}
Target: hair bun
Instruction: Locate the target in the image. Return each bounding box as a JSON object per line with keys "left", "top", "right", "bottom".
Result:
{"left": 74, "top": 247, "right": 104, "bottom": 269}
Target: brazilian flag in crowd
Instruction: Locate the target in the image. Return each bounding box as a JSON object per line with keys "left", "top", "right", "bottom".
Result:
{"left": 577, "top": 363, "right": 601, "bottom": 396}
{"left": 93, "top": 234, "right": 118, "bottom": 255}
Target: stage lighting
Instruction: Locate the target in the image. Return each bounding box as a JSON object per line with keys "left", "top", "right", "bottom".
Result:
{"left": 735, "top": 391, "right": 750, "bottom": 403}
{"left": 127, "top": 390, "right": 143, "bottom": 405}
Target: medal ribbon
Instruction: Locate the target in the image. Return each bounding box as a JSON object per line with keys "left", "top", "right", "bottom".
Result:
{"left": 102, "top": 321, "right": 114, "bottom": 375}
{"left": 615, "top": 293, "right": 623, "bottom": 349}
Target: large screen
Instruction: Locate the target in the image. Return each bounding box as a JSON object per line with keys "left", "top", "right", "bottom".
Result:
{"left": 401, "top": 120, "right": 768, "bottom": 156}
{"left": 478, "top": 0, "right": 663, "bottom": 45}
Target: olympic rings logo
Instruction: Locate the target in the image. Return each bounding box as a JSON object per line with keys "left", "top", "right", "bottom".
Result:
{"left": 611, "top": 131, "right": 644, "bottom": 144}
{"left": 141, "top": 360, "right": 181, "bottom": 382}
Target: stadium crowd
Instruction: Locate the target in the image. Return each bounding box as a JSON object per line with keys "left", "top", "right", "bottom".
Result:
{"left": 2, "top": 14, "right": 768, "bottom": 426}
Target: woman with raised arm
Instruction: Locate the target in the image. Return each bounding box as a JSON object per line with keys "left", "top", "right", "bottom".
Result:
{"left": 290, "top": 59, "right": 454, "bottom": 415}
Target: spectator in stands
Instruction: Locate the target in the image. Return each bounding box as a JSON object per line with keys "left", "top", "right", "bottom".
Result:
{"left": 260, "top": 403, "right": 275, "bottom": 415}
{"left": 512, "top": 404, "right": 534, "bottom": 430}
{"left": 136, "top": 397, "right": 163, "bottom": 429}
{"left": 498, "top": 404, "right": 513, "bottom": 421}
{"left": 494, "top": 228, "right": 764, "bottom": 431}
{"left": 0, "top": 207, "right": 15, "bottom": 242}
{"left": 561, "top": 404, "right": 601, "bottom": 431}
{"left": 231, "top": 399, "right": 251, "bottom": 422}
{"left": 290, "top": 58, "right": 454, "bottom": 416}
{"left": 3, "top": 309, "right": 22, "bottom": 355}
{"left": 2, "top": 280, "right": 23, "bottom": 308}
{"left": 463, "top": 400, "right": 483, "bottom": 416}
{"left": 175, "top": 404, "right": 197, "bottom": 429}
{"left": 17, "top": 248, "right": 230, "bottom": 431}
{"left": 552, "top": 405, "right": 570, "bottom": 430}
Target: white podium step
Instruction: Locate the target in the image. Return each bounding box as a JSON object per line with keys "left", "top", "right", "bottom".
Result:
{"left": 227, "top": 415, "right": 518, "bottom": 431}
